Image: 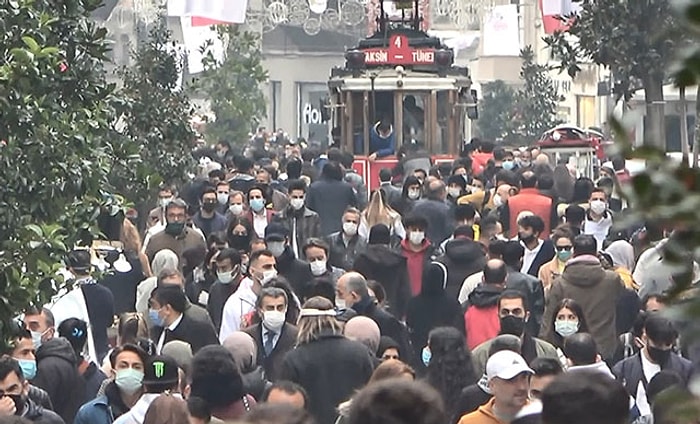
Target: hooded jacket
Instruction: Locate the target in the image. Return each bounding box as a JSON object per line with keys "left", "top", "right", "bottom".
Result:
{"left": 464, "top": 285, "right": 503, "bottom": 350}
{"left": 438, "top": 238, "right": 486, "bottom": 300}
{"left": 34, "top": 337, "right": 84, "bottom": 424}
{"left": 353, "top": 244, "right": 412, "bottom": 319}
{"left": 542, "top": 255, "right": 624, "bottom": 360}
{"left": 407, "top": 263, "right": 465, "bottom": 357}
{"left": 400, "top": 239, "right": 438, "bottom": 296}
{"left": 275, "top": 247, "right": 315, "bottom": 299}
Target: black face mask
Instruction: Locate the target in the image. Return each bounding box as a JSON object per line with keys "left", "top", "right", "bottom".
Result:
{"left": 647, "top": 345, "right": 672, "bottom": 366}
{"left": 202, "top": 201, "right": 217, "bottom": 212}
{"left": 500, "top": 315, "right": 526, "bottom": 336}
{"left": 6, "top": 394, "right": 25, "bottom": 415}
{"left": 518, "top": 232, "right": 536, "bottom": 244}
{"left": 229, "top": 234, "right": 251, "bottom": 251}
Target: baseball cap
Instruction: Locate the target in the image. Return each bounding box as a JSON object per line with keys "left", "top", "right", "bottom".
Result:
{"left": 486, "top": 350, "right": 534, "bottom": 382}
{"left": 264, "top": 222, "right": 289, "bottom": 242}
{"left": 144, "top": 354, "right": 179, "bottom": 385}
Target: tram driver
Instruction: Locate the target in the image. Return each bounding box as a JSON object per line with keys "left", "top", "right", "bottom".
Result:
{"left": 369, "top": 117, "right": 396, "bottom": 161}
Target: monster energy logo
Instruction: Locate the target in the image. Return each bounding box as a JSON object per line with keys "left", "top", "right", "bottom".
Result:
{"left": 153, "top": 361, "right": 165, "bottom": 378}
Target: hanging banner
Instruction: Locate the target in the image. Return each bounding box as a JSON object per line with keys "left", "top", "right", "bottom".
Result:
{"left": 482, "top": 4, "right": 520, "bottom": 57}
{"left": 168, "top": 0, "right": 248, "bottom": 26}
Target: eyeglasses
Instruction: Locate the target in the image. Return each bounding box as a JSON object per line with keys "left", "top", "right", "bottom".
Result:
{"left": 555, "top": 245, "right": 573, "bottom": 251}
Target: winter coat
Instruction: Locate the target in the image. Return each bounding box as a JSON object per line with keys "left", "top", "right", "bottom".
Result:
{"left": 351, "top": 298, "right": 413, "bottom": 366}
{"left": 241, "top": 365, "right": 272, "bottom": 401}
{"left": 307, "top": 178, "right": 357, "bottom": 236}
{"left": 437, "top": 238, "right": 486, "bottom": 300}
{"left": 21, "top": 398, "right": 65, "bottom": 424}
{"left": 613, "top": 352, "right": 694, "bottom": 403}
{"left": 471, "top": 335, "right": 558, "bottom": 377}
{"left": 326, "top": 232, "right": 367, "bottom": 271}
{"left": 280, "top": 333, "right": 374, "bottom": 424}
{"left": 542, "top": 255, "right": 624, "bottom": 360}
{"left": 464, "top": 285, "right": 503, "bottom": 350}
{"left": 74, "top": 381, "right": 132, "bottom": 424}
{"left": 28, "top": 385, "right": 52, "bottom": 411}
{"left": 271, "top": 207, "right": 322, "bottom": 258}
{"left": 353, "top": 245, "right": 411, "bottom": 319}
{"left": 34, "top": 337, "right": 84, "bottom": 424}
{"left": 275, "top": 247, "right": 315, "bottom": 299}
{"left": 505, "top": 267, "right": 545, "bottom": 337}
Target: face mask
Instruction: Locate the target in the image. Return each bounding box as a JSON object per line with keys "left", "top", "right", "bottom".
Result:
{"left": 407, "top": 189, "right": 420, "bottom": 200}
{"left": 421, "top": 347, "right": 431, "bottom": 366}
{"left": 17, "top": 359, "right": 36, "bottom": 380}
{"left": 217, "top": 270, "right": 235, "bottom": 284}
{"left": 216, "top": 150, "right": 227, "bottom": 158}
{"left": 518, "top": 232, "right": 536, "bottom": 244}
{"left": 343, "top": 222, "right": 358, "bottom": 236}
{"left": 520, "top": 160, "right": 531, "bottom": 168}
{"left": 30, "top": 331, "right": 44, "bottom": 350}
{"left": 647, "top": 345, "right": 672, "bottom": 365}
{"left": 217, "top": 193, "right": 229, "bottom": 205}
{"left": 409, "top": 231, "right": 425, "bottom": 245}
{"left": 229, "top": 204, "right": 244, "bottom": 216}
{"left": 7, "top": 394, "right": 25, "bottom": 415}
{"left": 557, "top": 250, "right": 572, "bottom": 262}
{"left": 202, "top": 201, "right": 217, "bottom": 212}
{"left": 267, "top": 242, "right": 286, "bottom": 257}
{"left": 250, "top": 198, "right": 265, "bottom": 212}
{"left": 149, "top": 308, "right": 164, "bottom": 327}
{"left": 493, "top": 194, "right": 503, "bottom": 208}
{"left": 555, "top": 320, "right": 579, "bottom": 337}
{"left": 448, "top": 187, "right": 462, "bottom": 198}
{"left": 262, "top": 310, "right": 286, "bottom": 331}
{"left": 260, "top": 269, "right": 278, "bottom": 285}
{"left": 115, "top": 368, "right": 144, "bottom": 395}
{"left": 502, "top": 160, "right": 515, "bottom": 170}
{"left": 290, "top": 198, "right": 305, "bottom": 211}
{"left": 159, "top": 197, "right": 172, "bottom": 209}
{"left": 590, "top": 199, "right": 607, "bottom": 215}
{"left": 164, "top": 222, "right": 185, "bottom": 236}
{"left": 310, "top": 260, "right": 327, "bottom": 276}
{"left": 500, "top": 315, "right": 526, "bottom": 336}
{"left": 335, "top": 298, "right": 347, "bottom": 310}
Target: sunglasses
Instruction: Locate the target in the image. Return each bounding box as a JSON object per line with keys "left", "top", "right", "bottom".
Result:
{"left": 555, "top": 245, "right": 573, "bottom": 251}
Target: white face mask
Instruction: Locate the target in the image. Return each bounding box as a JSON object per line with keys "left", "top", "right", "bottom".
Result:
{"left": 267, "top": 242, "right": 286, "bottom": 257}
{"left": 217, "top": 269, "right": 236, "bottom": 284}
{"left": 217, "top": 193, "right": 229, "bottom": 205}
{"left": 448, "top": 187, "right": 462, "bottom": 198}
{"left": 290, "top": 198, "right": 305, "bottom": 210}
{"left": 159, "top": 197, "right": 172, "bottom": 209}
{"left": 260, "top": 269, "right": 278, "bottom": 285}
{"left": 493, "top": 193, "right": 504, "bottom": 208}
{"left": 310, "top": 260, "right": 327, "bottom": 276}
{"left": 407, "top": 189, "right": 421, "bottom": 200}
{"left": 262, "top": 310, "right": 286, "bottom": 331}
{"left": 335, "top": 297, "right": 347, "bottom": 310}
{"left": 409, "top": 231, "right": 425, "bottom": 245}
{"left": 229, "top": 204, "right": 244, "bottom": 216}
{"left": 590, "top": 199, "right": 607, "bottom": 215}
{"left": 343, "top": 222, "right": 358, "bottom": 236}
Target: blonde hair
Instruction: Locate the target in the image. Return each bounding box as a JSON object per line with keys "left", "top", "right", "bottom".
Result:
{"left": 363, "top": 190, "right": 397, "bottom": 229}
{"left": 296, "top": 297, "right": 343, "bottom": 346}
{"left": 117, "top": 312, "right": 149, "bottom": 345}
{"left": 121, "top": 219, "right": 142, "bottom": 253}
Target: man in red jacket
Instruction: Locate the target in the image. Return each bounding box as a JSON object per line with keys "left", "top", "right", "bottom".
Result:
{"left": 464, "top": 259, "right": 507, "bottom": 350}
{"left": 501, "top": 171, "right": 558, "bottom": 239}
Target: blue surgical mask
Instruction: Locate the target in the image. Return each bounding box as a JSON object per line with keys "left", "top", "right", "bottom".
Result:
{"left": 503, "top": 160, "right": 515, "bottom": 170}
{"left": 250, "top": 198, "right": 265, "bottom": 212}
{"left": 555, "top": 320, "right": 579, "bottom": 337}
{"left": 17, "top": 358, "right": 37, "bottom": 380}
{"left": 149, "top": 308, "right": 164, "bottom": 327}
{"left": 421, "top": 347, "right": 431, "bottom": 366}
{"left": 115, "top": 368, "right": 144, "bottom": 395}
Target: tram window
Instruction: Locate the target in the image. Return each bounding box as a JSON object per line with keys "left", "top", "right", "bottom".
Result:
{"left": 435, "top": 91, "right": 450, "bottom": 154}
{"left": 402, "top": 94, "right": 425, "bottom": 146}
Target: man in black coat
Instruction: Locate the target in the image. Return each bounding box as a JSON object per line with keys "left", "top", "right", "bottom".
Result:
{"left": 337, "top": 272, "right": 413, "bottom": 364}
{"left": 265, "top": 223, "right": 314, "bottom": 299}
{"left": 437, "top": 225, "right": 487, "bottom": 300}
{"left": 243, "top": 287, "right": 299, "bottom": 382}
{"left": 151, "top": 285, "right": 219, "bottom": 354}
{"left": 24, "top": 307, "right": 83, "bottom": 424}
{"left": 306, "top": 161, "right": 357, "bottom": 236}
{"left": 0, "top": 356, "right": 64, "bottom": 424}
{"left": 410, "top": 179, "right": 454, "bottom": 245}
{"left": 501, "top": 241, "right": 545, "bottom": 337}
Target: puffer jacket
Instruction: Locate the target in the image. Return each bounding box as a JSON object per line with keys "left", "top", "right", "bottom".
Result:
{"left": 353, "top": 245, "right": 411, "bottom": 319}
{"left": 437, "top": 238, "right": 486, "bottom": 300}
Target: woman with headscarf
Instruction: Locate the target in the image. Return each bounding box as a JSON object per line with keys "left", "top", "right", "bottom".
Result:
{"left": 135, "top": 249, "right": 179, "bottom": 316}
{"left": 222, "top": 331, "right": 270, "bottom": 401}
{"left": 605, "top": 240, "right": 637, "bottom": 290}
{"left": 358, "top": 190, "right": 406, "bottom": 245}
{"left": 406, "top": 262, "right": 465, "bottom": 368}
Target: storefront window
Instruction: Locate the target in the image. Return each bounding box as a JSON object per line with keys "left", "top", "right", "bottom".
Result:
{"left": 297, "top": 82, "right": 330, "bottom": 146}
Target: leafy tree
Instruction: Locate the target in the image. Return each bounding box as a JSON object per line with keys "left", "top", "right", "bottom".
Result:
{"left": 476, "top": 80, "right": 517, "bottom": 142}
{"left": 113, "top": 17, "right": 196, "bottom": 211}
{"left": 545, "top": 0, "right": 683, "bottom": 149}
{"left": 511, "top": 46, "right": 564, "bottom": 143}
{"left": 0, "top": 0, "right": 120, "bottom": 338}
{"left": 195, "top": 27, "right": 268, "bottom": 145}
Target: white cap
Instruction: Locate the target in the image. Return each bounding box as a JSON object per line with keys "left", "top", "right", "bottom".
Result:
{"left": 486, "top": 350, "right": 534, "bottom": 382}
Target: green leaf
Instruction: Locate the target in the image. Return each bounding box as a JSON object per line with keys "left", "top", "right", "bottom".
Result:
{"left": 21, "top": 36, "right": 40, "bottom": 53}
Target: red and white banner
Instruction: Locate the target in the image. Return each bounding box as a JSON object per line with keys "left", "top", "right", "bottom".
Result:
{"left": 167, "top": 0, "right": 248, "bottom": 26}
{"left": 540, "top": 0, "right": 581, "bottom": 34}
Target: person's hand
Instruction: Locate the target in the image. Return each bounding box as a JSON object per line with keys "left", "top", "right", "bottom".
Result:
{"left": 368, "top": 153, "right": 378, "bottom": 162}
{"left": 0, "top": 396, "right": 16, "bottom": 416}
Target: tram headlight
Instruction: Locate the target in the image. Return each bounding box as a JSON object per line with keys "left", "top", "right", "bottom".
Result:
{"left": 345, "top": 50, "right": 365, "bottom": 70}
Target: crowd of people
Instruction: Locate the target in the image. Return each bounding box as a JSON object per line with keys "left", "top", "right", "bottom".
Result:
{"left": 1, "top": 137, "right": 698, "bottom": 424}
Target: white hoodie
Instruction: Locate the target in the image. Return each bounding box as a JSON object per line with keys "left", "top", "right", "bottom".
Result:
{"left": 113, "top": 393, "right": 183, "bottom": 424}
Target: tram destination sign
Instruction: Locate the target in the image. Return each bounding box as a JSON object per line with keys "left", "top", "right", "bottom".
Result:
{"left": 363, "top": 34, "right": 435, "bottom": 66}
